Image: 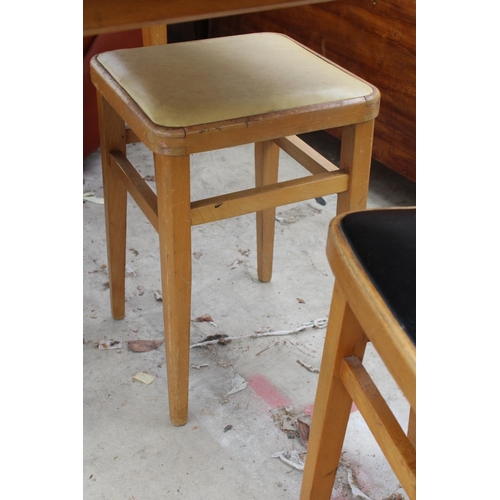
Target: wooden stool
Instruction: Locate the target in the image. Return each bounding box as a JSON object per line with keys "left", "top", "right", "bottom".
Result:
{"left": 300, "top": 208, "right": 416, "bottom": 499}
{"left": 90, "top": 33, "right": 380, "bottom": 426}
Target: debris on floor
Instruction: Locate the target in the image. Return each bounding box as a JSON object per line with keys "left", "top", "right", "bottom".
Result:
{"left": 125, "top": 265, "right": 136, "bottom": 277}
{"left": 132, "top": 372, "right": 155, "bottom": 385}
{"left": 194, "top": 314, "right": 214, "bottom": 322}
{"left": 255, "top": 341, "right": 279, "bottom": 356}
{"left": 191, "top": 363, "right": 209, "bottom": 370}
{"left": 296, "top": 359, "right": 320, "bottom": 373}
{"left": 83, "top": 192, "right": 104, "bottom": 204}
{"left": 190, "top": 318, "right": 328, "bottom": 348}
{"left": 296, "top": 416, "right": 311, "bottom": 448}
{"left": 95, "top": 339, "right": 122, "bottom": 350}
{"left": 271, "top": 450, "right": 305, "bottom": 471}
{"left": 229, "top": 258, "right": 243, "bottom": 269}
{"left": 191, "top": 334, "right": 231, "bottom": 348}
{"left": 347, "top": 469, "right": 373, "bottom": 500}
{"left": 226, "top": 373, "right": 248, "bottom": 396}
{"left": 128, "top": 340, "right": 164, "bottom": 352}
{"left": 271, "top": 406, "right": 310, "bottom": 442}
{"left": 84, "top": 141, "right": 416, "bottom": 499}
{"left": 193, "top": 314, "right": 217, "bottom": 327}
{"left": 254, "top": 318, "right": 327, "bottom": 338}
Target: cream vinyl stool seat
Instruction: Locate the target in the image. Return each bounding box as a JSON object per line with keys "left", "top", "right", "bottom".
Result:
{"left": 300, "top": 207, "right": 416, "bottom": 500}
{"left": 90, "top": 32, "right": 380, "bottom": 426}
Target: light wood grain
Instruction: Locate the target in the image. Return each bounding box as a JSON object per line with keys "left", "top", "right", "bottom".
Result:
{"left": 96, "top": 93, "right": 127, "bottom": 320}
{"left": 142, "top": 25, "right": 167, "bottom": 46}
{"left": 336, "top": 120, "right": 374, "bottom": 214}
{"left": 110, "top": 151, "right": 158, "bottom": 231}
{"left": 190, "top": 171, "right": 348, "bottom": 226}
{"left": 341, "top": 356, "right": 416, "bottom": 498}
{"left": 91, "top": 34, "right": 379, "bottom": 429}
{"left": 301, "top": 208, "right": 416, "bottom": 500}
{"left": 84, "top": 0, "right": 332, "bottom": 35}
{"left": 155, "top": 154, "right": 192, "bottom": 427}
{"left": 274, "top": 135, "right": 339, "bottom": 175}
{"left": 326, "top": 211, "right": 416, "bottom": 409}
{"left": 255, "top": 140, "right": 280, "bottom": 282}
{"left": 300, "top": 288, "right": 368, "bottom": 500}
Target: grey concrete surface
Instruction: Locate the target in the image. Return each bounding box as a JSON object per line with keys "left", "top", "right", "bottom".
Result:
{"left": 83, "top": 142, "right": 415, "bottom": 500}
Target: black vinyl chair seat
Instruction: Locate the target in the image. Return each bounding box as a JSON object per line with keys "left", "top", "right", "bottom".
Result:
{"left": 340, "top": 208, "right": 416, "bottom": 344}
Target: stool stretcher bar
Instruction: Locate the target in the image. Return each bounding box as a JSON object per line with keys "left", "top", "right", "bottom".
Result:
{"left": 109, "top": 137, "right": 348, "bottom": 230}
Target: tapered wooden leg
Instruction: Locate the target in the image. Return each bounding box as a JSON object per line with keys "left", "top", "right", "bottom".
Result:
{"left": 154, "top": 153, "right": 192, "bottom": 426}
{"left": 255, "top": 140, "right": 280, "bottom": 282}
{"left": 336, "top": 120, "right": 375, "bottom": 215}
{"left": 300, "top": 285, "right": 368, "bottom": 500}
{"left": 96, "top": 92, "right": 127, "bottom": 320}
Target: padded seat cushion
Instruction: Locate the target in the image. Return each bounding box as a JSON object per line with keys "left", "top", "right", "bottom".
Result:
{"left": 95, "top": 32, "right": 373, "bottom": 128}
{"left": 340, "top": 209, "right": 416, "bottom": 344}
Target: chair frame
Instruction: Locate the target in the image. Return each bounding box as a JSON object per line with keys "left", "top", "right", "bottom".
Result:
{"left": 90, "top": 36, "right": 380, "bottom": 427}
{"left": 300, "top": 208, "right": 416, "bottom": 500}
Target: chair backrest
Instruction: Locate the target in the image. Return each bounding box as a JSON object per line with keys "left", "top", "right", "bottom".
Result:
{"left": 327, "top": 207, "right": 416, "bottom": 410}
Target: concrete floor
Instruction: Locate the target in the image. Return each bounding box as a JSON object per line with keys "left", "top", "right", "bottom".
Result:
{"left": 83, "top": 140, "right": 415, "bottom": 500}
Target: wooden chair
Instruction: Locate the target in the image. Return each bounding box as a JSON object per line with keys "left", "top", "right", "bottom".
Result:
{"left": 300, "top": 207, "right": 416, "bottom": 499}
{"left": 90, "top": 32, "right": 380, "bottom": 426}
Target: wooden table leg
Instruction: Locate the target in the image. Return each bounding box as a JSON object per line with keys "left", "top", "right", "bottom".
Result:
{"left": 154, "top": 153, "right": 192, "bottom": 426}
{"left": 255, "top": 140, "right": 280, "bottom": 283}
{"left": 336, "top": 119, "right": 375, "bottom": 214}
{"left": 96, "top": 93, "right": 127, "bottom": 320}
{"left": 142, "top": 25, "right": 167, "bottom": 46}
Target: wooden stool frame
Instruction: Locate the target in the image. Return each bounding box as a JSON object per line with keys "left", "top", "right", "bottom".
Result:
{"left": 300, "top": 208, "right": 416, "bottom": 500}
{"left": 91, "top": 36, "right": 380, "bottom": 427}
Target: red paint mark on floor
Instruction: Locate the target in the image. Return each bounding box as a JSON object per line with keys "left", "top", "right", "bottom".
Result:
{"left": 248, "top": 374, "right": 292, "bottom": 408}
{"left": 248, "top": 375, "right": 358, "bottom": 416}
{"left": 303, "top": 403, "right": 315, "bottom": 416}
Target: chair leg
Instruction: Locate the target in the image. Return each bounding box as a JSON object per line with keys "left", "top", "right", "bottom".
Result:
{"left": 336, "top": 120, "right": 375, "bottom": 215}
{"left": 255, "top": 140, "right": 280, "bottom": 283}
{"left": 408, "top": 407, "right": 416, "bottom": 448}
{"left": 96, "top": 93, "right": 127, "bottom": 320}
{"left": 154, "top": 153, "right": 192, "bottom": 427}
{"left": 300, "top": 285, "right": 368, "bottom": 500}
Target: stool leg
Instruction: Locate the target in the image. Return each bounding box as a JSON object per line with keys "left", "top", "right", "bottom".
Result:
{"left": 255, "top": 140, "right": 280, "bottom": 282}
{"left": 300, "top": 285, "right": 368, "bottom": 500}
{"left": 96, "top": 93, "right": 127, "bottom": 320}
{"left": 154, "top": 153, "right": 192, "bottom": 427}
{"left": 336, "top": 120, "right": 375, "bottom": 215}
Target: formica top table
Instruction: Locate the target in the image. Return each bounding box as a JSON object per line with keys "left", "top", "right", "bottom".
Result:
{"left": 84, "top": 0, "right": 331, "bottom": 35}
